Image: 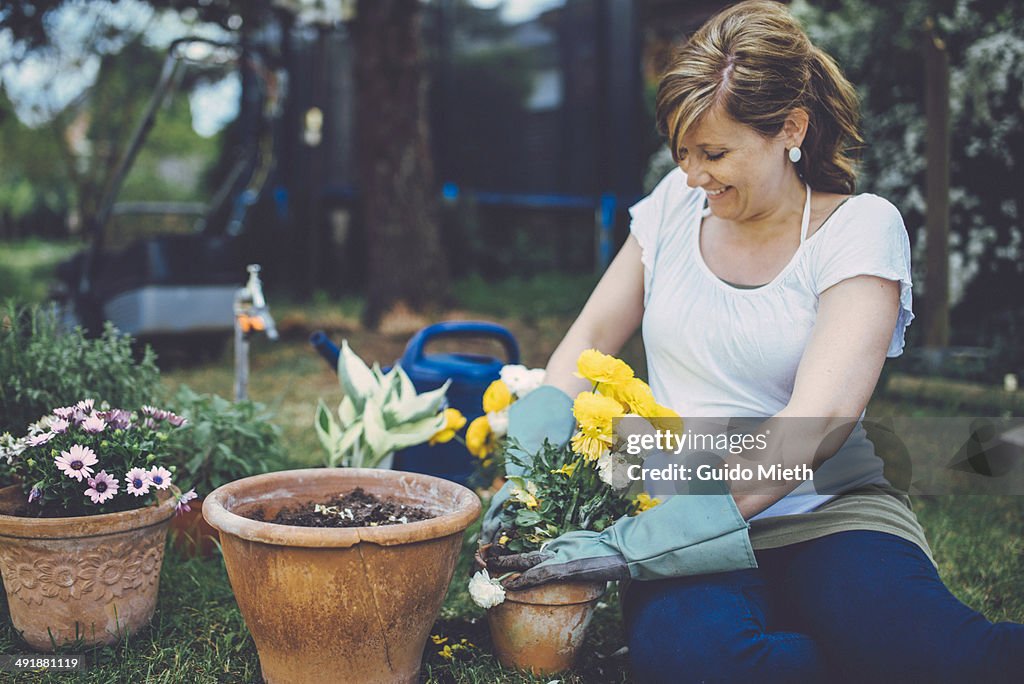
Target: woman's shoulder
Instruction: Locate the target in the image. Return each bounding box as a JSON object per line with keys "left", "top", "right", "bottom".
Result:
{"left": 837, "top": 192, "right": 905, "bottom": 226}
{"left": 811, "top": 192, "right": 907, "bottom": 246}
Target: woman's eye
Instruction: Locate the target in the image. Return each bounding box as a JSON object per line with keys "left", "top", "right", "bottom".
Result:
{"left": 706, "top": 152, "right": 726, "bottom": 161}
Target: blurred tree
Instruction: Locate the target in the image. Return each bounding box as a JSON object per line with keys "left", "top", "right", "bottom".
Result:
{"left": 792, "top": 0, "right": 1024, "bottom": 367}
{"left": 353, "top": 0, "right": 449, "bottom": 327}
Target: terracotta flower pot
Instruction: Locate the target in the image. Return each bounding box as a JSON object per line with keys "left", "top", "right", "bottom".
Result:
{"left": 203, "top": 467, "right": 481, "bottom": 684}
{"left": 170, "top": 497, "right": 219, "bottom": 558}
{"left": 0, "top": 485, "right": 176, "bottom": 650}
{"left": 487, "top": 579, "right": 605, "bottom": 675}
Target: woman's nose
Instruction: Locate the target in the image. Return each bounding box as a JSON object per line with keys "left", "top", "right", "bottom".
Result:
{"left": 682, "top": 158, "right": 709, "bottom": 188}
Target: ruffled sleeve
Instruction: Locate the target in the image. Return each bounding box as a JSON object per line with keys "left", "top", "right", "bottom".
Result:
{"left": 812, "top": 195, "right": 915, "bottom": 357}
{"left": 629, "top": 168, "right": 685, "bottom": 307}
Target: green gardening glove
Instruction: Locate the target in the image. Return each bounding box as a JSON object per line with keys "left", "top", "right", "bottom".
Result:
{"left": 492, "top": 477, "right": 757, "bottom": 589}
{"left": 479, "top": 386, "right": 575, "bottom": 545}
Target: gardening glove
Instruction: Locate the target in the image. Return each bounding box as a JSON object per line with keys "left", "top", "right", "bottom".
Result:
{"left": 499, "top": 475, "right": 757, "bottom": 590}
{"left": 479, "top": 386, "right": 576, "bottom": 546}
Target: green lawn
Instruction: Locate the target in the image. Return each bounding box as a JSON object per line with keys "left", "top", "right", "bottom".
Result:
{"left": 0, "top": 276, "right": 1021, "bottom": 682}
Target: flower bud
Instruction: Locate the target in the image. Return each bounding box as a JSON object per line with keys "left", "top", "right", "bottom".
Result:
{"left": 157, "top": 432, "right": 168, "bottom": 442}
{"left": 100, "top": 440, "right": 110, "bottom": 448}
{"left": 26, "top": 458, "right": 35, "bottom": 467}
{"left": 168, "top": 465, "right": 177, "bottom": 472}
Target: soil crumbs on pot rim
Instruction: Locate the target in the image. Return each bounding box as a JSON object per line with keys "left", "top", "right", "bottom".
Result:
{"left": 249, "top": 487, "right": 435, "bottom": 528}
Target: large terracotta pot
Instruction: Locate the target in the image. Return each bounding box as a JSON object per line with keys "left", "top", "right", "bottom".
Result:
{"left": 0, "top": 485, "right": 175, "bottom": 650}
{"left": 203, "top": 467, "right": 481, "bottom": 684}
{"left": 487, "top": 579, "right": 605, "bottom": 675}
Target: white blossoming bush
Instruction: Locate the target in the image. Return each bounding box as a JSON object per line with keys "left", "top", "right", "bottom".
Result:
{"left": 4, "top": 400, "right": 196, "bottom": 517}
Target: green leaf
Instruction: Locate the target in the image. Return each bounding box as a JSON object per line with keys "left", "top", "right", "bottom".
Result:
{"left": 515, "top": 509, "right": 543, "bottom": 527}
{"left": 314, "top": 400, "right": 341, "bottom": 455}
{"left": 337, "top": 340, "right": 378, "bottom": 411}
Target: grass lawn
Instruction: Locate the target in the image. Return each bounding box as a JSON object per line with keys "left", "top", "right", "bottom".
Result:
{"left": 0, "top": 274, "right": 1021, "bottom": 682}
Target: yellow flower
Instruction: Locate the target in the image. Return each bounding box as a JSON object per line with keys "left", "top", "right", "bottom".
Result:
{"left": 465, "top": 416, "right": 495, "bottom": 458}
{"left": 648, "top": 403, "right": 683, "bottom": 435}
{"left": 571, "top": 429, "right": 612, "bottom": 462}
{"left": 633, "top": 492, "right": 661, "bottom": 513}
{"left": 431, "top": 634, "right": 448, "bottom": 645}
{"left": 575, "top": 349, "right": 634, "bottom": 387}
{"left": 482, "top": 379, "right": 513, "bottom": 414}
{"left": 498, "top": 534, "right": 509, "bottom": 546}
{"left": 429, "top": 408, "right": 467, "bottom": 445}
{"left": 439, "top": 645, "right": 455, "bottom": 660}
{"left": 550, "top": 460, "right": 579, "bottom": 478}
{"left": 572, "top": 391, "right": 625, "bottom": 434}
{"left": 605, "top": 377, "right": 658, "bottom": 415}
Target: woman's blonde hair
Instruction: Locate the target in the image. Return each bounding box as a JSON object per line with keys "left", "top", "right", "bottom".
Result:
{"left": 656, "top": 0, "right": 863, "bottom": 194}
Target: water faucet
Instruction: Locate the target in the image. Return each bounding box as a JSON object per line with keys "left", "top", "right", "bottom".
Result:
{"left": 234, "top": 264, "right": 278, "bottom": 401}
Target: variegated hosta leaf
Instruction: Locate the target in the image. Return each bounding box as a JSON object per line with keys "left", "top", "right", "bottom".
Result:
{"left": 333, "top": 420, "right": 365, "bottom": 466}
{"left": 386, "top": 380, "right": 451, "bottom": 425}
{"left": 338, "top": 340, "right": 378, "bottom": 411}
{"left": 315, "top": 400, "right": 342, "bottom": 454}
{"left": 338, "top": 395, "right": 357, "bottom": 427}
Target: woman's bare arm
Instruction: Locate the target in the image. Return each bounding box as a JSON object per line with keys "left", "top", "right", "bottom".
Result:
{"left": 544, "top": 236, "right": 646, "bottom": 396}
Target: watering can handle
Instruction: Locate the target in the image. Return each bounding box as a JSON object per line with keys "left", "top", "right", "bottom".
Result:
{"left": 401, "top": 321, "right": 520, "bottom": 366}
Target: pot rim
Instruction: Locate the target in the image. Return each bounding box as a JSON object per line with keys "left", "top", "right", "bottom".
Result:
{"left": 501, "top": 580, "right": 607, "bottom": 606}
{"left": 202, "top": 467, "right": 481, "bottom": 548}
{"left": 0, "top": 484, "right": 176, "bottom": 540}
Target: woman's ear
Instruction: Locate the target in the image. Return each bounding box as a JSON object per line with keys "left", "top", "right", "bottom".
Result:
{"left": 782, "top": 109, "right": 810, "bottom": 148}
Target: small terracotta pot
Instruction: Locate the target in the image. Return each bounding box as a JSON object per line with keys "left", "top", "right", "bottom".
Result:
{"left": 0, "top": 485, "right": 175, "bottom": 650}
{"left": 170, "top": 497, "right": 219, "bottom": 558}
{"left": 203, "top": 467, "right": 481, "bottom": 684}
{"left": 487, "top": 580, "right": 605, "bottom": 675}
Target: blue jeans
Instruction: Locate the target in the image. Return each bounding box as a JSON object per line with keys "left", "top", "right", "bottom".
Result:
{"left": 623, "top": 531, "right": 1024, "bottom": 683}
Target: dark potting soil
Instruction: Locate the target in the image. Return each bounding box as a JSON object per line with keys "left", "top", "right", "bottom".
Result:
{"left": 248, "top": 487, "right": 435, "bottom": 528}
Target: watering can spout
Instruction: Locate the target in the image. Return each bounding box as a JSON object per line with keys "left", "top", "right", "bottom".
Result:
{"left": 310, "top": 330, "right": 340, "bottom": 369}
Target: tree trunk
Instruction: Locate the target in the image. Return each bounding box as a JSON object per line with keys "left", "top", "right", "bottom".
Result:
{"left": 354, "top": 0, "right": 449, "bottom": 329}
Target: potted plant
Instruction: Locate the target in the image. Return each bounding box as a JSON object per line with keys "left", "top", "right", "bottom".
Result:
{"left": 0, "top": 401, "right": 195, "bottom": 650}
{"left": 203, "top": 341, "right": 479, "bottom": 684}
{"left": 163, "top": 386, "right": 288, "bottom": 558}
{"left": 471, "top": 350, "right": 673, "bottom": 675}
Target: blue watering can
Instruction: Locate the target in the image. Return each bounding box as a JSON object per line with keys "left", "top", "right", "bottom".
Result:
{"left": 309, "top": 321, "right": 520, "bottom": 484}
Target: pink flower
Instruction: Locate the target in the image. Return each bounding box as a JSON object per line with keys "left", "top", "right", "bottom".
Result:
{"left": 81, "top": 414, "right": 107, "bottom": 433}
{"left": 49, "top": 418, "right": 70, "bottom": 434}
{"left": 27, "top": 432, "right": 55, "bottom": 447}
{"left": 147, "top": 466, "right": 172, "bottom": 490}
{"left": 166, "top": 413, "right": 187, "bottom": 428}
{"left": 175, "top": 488, "right": 198, "bottom": 515}
{"left": 124, "top": 468, "right": 151, "bottom": 497}
{"left": 53, "top": 406, "right": 75, "bottom": 420}
{"left": 141, "top": 405, "right": 158, "bottom": 417}
{"left": 76, "top": 399, "right": 95, "bottom": 412}
{"left": 85, "top": 470, "right": 118, "bottom": 504}
{"left": 100, "top": 409, "right": 132, "bottom": 430}
{"left": 55, "top": 445, "right": 98, "bottom": 482}
{"left": 28, "top": 486, "right": 41, "bottom": 503}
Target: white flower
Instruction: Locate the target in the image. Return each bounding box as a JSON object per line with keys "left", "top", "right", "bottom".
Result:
{"left": 519, "top": 368, "right": 546, "bottom": 398}
{"left": 499, "top": 365, "right": 530, "bottom": 396}
{"left": 597, "top": 451, "right": 630, "bottom": 490}
{"left": 486, "top": 410, "right": 509, "bottom": 438}
{"left": 468, "top": 569, "right": 506, "bottom": 609}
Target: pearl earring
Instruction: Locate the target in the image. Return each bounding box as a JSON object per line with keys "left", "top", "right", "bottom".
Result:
{"left": 788, "top": 147, "right": 802, "bottom": 163}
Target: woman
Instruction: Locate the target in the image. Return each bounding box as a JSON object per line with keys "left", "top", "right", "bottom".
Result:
{"left": 481, "top": 2, "right": 1024, "bottom": 682}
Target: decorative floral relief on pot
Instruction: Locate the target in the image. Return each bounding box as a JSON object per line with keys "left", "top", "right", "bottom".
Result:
{"left": 0, "top": 540, "right": 164, "bottom": 606}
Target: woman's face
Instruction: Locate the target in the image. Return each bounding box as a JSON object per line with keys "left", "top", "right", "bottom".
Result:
{"left": 676, "top": 107, "right": 802, "bottom": 223}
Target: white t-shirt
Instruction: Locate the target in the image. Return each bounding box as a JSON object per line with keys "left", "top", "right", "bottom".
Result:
{"left": 630, "top": 168, "right": 915, "bottom": 518}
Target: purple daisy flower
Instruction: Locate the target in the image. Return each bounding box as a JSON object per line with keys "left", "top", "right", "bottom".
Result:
{"left": 27, "top": 432, "right": 55, "bottom": 447}
{"left": 85, "top": 470, "right": 118, "bottom": 504}
{"left": 50, "top": 418, "right": 70, "bottom": 434}
{"left": 147, "top": 466, "right": 172, "bottom": 490}
{"left": 76, "top": 399, "right": 95, "bottom": 412}
{"left": 81, "top": 414, "right": 107, "bottom": 433}
{"left": 124, "top": 467, "right": 151, "bottom": 496}
{"left": 175, "top": 488, "right": 198, "bottom": 515}
{"left": 53, "top": 406, "right": 75, "bottom": 420}
{"left": 55, "top": 445, "right": 98, "bottom": 482}
{"left": 141, "top": 405, "right": 159, "bottom": 417}
{"left": 166, "top": 413, "right": 188, "bottom": 428}
{"left": 100, "top": 409, "right": 132, "bottom": 430}
{"left": 28, "top": 486, "right": 41, "bottom": 503}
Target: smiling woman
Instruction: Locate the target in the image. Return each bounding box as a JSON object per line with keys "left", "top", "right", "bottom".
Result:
{"left": 471, "top": 1, "right": 1024, "bottom": 682}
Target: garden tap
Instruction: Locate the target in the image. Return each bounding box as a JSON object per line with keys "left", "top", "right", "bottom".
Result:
{"left": 234, "top": 264, "right": 277, "bottom": 401}
{"left": 235, "top": 264, "right": 278, "bottom": 341}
